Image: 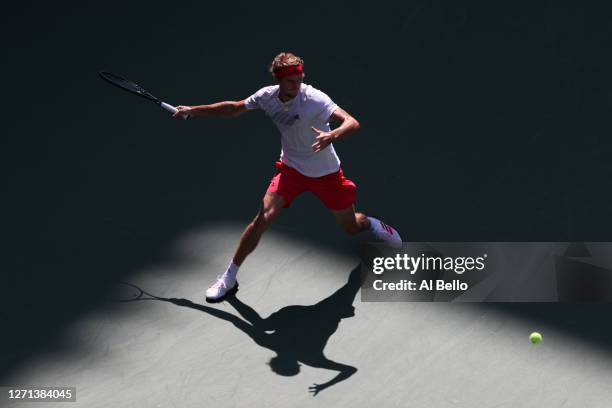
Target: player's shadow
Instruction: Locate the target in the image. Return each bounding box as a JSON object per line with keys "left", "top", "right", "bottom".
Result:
{"left": 152, "top": 266, "right": 362, "bottom": 396}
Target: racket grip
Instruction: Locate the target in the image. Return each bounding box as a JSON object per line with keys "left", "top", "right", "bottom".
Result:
{"left": 161, "top": 102, "right": 189, "bottom": 120}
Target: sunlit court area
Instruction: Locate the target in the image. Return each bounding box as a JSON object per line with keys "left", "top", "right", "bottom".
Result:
{"left": 4, "top": 1, "right": 612, "bottom": 407}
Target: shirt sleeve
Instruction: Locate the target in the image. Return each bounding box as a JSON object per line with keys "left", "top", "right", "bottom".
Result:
{"left": 244, "top": 87, "right": 269, "bottom": 110}
{"left": 310, "top": 88, "right": 339, "bottom": 123}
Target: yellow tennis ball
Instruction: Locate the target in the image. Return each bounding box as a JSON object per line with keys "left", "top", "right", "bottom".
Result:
{"left": 530, "top": 332, "right": 542, "bottom": 344}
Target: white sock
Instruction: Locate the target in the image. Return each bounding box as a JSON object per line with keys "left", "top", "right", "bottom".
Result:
{"left": 222, "top": 262, "right": 239, "bottom": 285}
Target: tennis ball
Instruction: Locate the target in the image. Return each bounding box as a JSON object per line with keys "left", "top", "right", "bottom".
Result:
{"left": 529, "top": 332, "right": 542, "bottom": 344}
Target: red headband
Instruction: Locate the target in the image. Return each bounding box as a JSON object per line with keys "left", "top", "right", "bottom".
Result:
{"left": 274, "top": 64, "right": 304, "bottom": 79}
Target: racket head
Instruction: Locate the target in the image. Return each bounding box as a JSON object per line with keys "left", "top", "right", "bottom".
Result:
{"left": 99, "top": 71, "right": 160, "bottom": 104}
{"left": 110, "top": 281, "right": 159, "bottom": 302}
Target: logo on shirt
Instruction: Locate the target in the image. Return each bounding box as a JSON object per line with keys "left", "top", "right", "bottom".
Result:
{"left": 270, "top": 111, "right": 300, "bottom": 126}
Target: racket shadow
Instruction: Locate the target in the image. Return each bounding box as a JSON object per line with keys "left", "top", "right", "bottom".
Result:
{"left": 119, "top": 266, "right": 365, "bottom": 396}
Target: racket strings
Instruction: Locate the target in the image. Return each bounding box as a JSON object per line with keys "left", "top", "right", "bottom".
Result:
{"left": 99, "top": 71, "right": 158, "bottom": 101}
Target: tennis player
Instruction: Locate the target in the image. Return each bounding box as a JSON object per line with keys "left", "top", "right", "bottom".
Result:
{"left": 174, "top": 52, "right": 402, "bottom": 301}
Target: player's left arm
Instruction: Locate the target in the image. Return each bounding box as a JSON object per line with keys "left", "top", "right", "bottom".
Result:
{"left": 311, "top": 108, "right": 361, "bottom": 153}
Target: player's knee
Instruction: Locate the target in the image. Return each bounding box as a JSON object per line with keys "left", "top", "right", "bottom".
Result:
{"left": 255, "top": 207, "right": 279, "bottom": 228}
{"left": 262, "top": 208, "right": 279, "bottom": 224}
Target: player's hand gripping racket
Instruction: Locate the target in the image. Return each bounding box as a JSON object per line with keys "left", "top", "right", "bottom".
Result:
{"left": 98, "top": 71, "right": 189, "bottom": 120}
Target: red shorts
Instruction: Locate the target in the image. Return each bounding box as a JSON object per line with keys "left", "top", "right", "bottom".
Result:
{"left": 267, "top": 161, "right": 357, "bottom": 210}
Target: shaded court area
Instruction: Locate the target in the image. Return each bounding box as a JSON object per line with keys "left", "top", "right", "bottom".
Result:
{"left": 4, "top": 1, "right": 612, "bottom": 407}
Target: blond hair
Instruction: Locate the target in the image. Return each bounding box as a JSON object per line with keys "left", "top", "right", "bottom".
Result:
{"left": 269, "top": 52, "right": 305, "bottom": 78}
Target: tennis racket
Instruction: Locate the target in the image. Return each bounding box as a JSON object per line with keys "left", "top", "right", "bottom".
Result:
{"left": 110, "top": 282, "right": 201, "bottom": 308}
{"left": 98, "top": 71, "right": 189, "bottom": 119}
{"left": 110, "top": 282, "right": 164, "bottom": 302}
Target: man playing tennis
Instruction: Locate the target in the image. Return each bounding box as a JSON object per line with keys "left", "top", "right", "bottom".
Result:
{"left": 174, "top": 52, "right": 402, "bottom": 301}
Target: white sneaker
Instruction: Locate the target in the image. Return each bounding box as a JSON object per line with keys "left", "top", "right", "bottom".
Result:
{"left": 368, "top": 217, "right": 403, "bottom": 248}
{"left": 205, "top": 275, "right": 238, "bottom": 301}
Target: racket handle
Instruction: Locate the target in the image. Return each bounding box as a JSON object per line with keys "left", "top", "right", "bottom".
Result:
{"left": 161, "top": 102, "right": 189, "bottom": 120}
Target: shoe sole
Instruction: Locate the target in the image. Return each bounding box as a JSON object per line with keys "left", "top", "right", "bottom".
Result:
{"left": 205, "top": 281, "right": 239, "bottom": 304}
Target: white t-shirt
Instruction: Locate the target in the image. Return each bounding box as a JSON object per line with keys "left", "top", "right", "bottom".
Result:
{"left": 244, "top": 83, "right": 340, "bottom": 177}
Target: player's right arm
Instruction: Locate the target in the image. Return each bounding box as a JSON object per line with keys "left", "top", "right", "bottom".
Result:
{"left": 173, "top": 99, "right": 249, "bottom": 119}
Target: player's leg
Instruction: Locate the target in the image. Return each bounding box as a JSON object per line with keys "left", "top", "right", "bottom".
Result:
{"left": 233, "top": 192, "right": 286, "bottom": 265}
{"left": 332, "top": 205, "right": 402, "bottom": 247}
{"left": 312, "top": 168, "right": 402, "bottom": 247}
{"left": 206, "top": 162, "right": 304, "bottom": 301}
{"left": 331, "top": 205, "right": 370, "bottom": 235}
{"left": 206, "top": 192, "right": 285, "bottom": 301}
